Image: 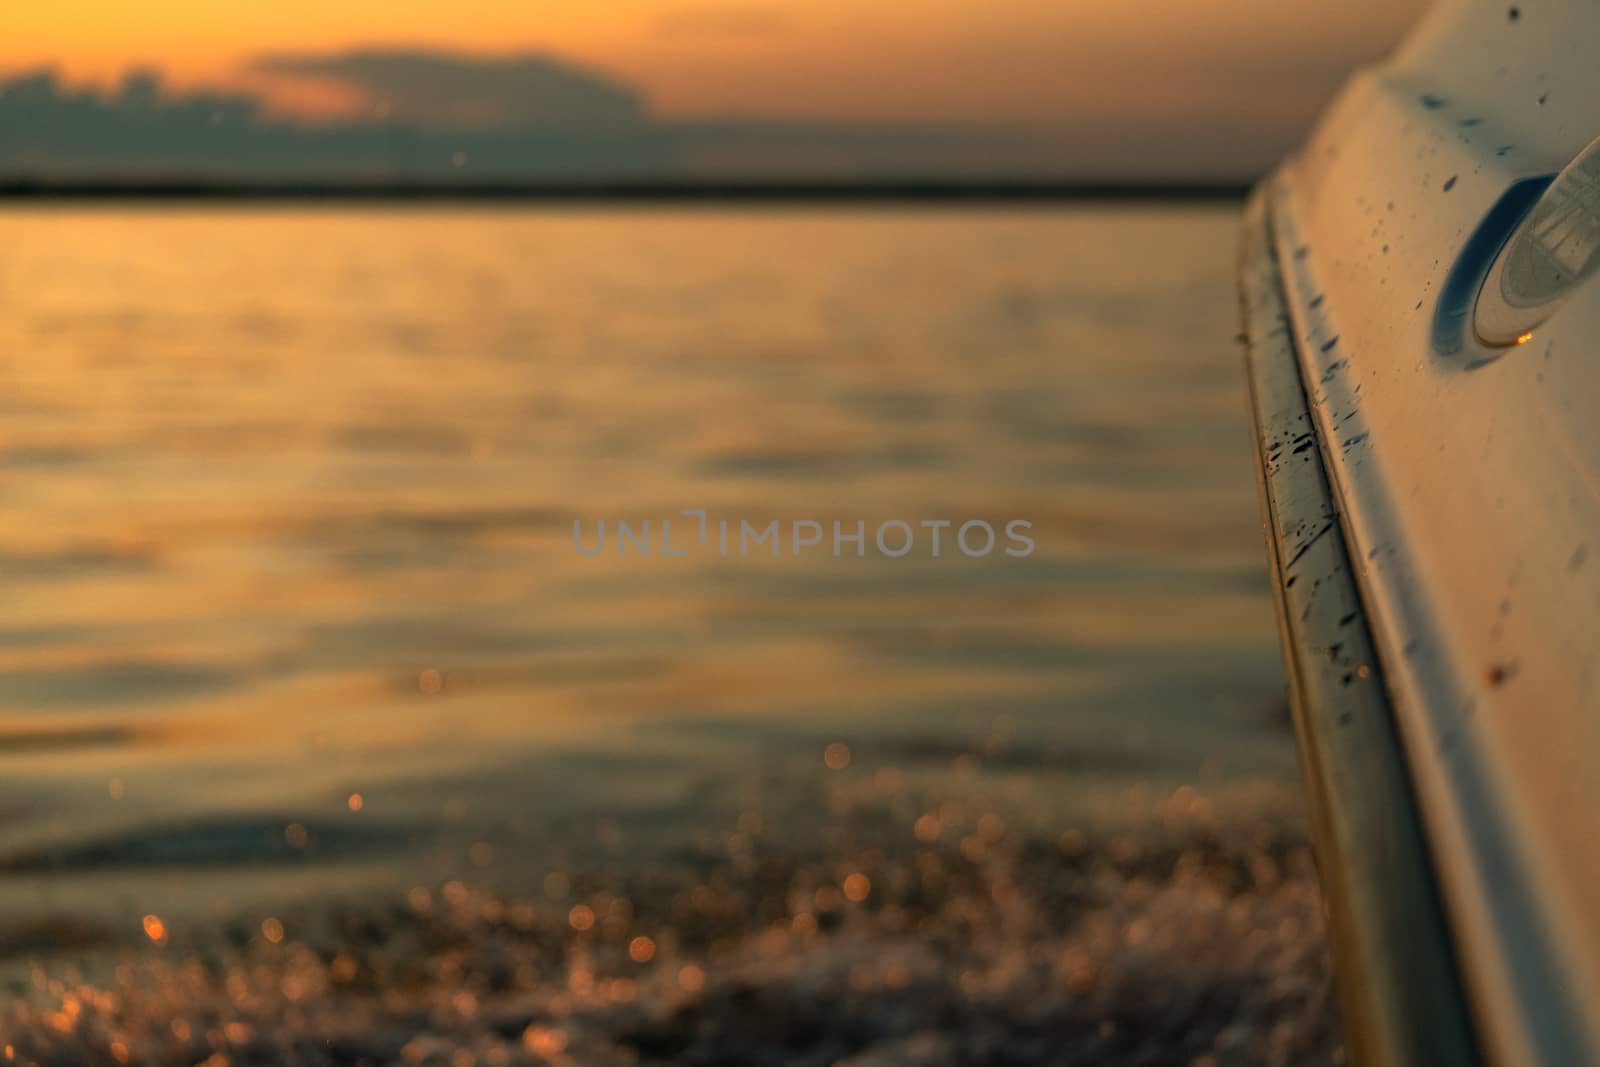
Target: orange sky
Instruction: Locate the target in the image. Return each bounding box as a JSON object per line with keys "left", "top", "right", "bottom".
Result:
{"left": 4, "top": 0, "right": 1428, "bottom": 125}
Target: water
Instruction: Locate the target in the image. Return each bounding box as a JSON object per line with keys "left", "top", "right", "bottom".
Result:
{"left": 0, "top": 206, "right": 1336, "bottom": 1065}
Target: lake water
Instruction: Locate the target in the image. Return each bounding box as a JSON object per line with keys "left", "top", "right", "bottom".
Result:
{"left": 0, "top": 206, "right": 1338, "bottom": 1065}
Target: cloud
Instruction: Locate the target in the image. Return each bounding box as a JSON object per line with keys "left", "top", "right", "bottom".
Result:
{"left": 251, "top": 48, "right": 648, "bottom": 128}
{"left": 0, "top": 54, "right": 1288, "bottom": 182}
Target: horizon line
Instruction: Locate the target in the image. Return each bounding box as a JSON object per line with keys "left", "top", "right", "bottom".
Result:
{"left": 0, "top": 176, "right": 1253, "bottom": 203}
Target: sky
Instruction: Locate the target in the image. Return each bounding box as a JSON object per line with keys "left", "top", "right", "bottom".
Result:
{"left": 0, "top": 0, "right": 1433, "bottom": 180}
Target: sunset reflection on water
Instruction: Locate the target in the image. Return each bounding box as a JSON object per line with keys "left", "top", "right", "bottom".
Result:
{"left": 0, "top": 205, "right": 1335, "bottom": 1065}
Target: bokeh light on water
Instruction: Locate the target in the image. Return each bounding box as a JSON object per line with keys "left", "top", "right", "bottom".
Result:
{"left": 0, "top": 205, "right": 1334, "bottom": 1064}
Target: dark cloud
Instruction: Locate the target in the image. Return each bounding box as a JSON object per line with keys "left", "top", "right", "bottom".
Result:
{"left": 0, "top": 52, "right": 1293, "bottom": 182}
{"left": 0, "top": 67, "right": 266, "bottom": 175}
{"left": 0, "top": 64, "right": 663, "bottom": 179}
{"left": 251, "top": 48, "right": 648, "bottom": 128}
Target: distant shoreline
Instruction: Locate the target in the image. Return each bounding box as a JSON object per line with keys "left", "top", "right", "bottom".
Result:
{"left": 0, "top": 178, "right": 1249, "bottom": 203}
